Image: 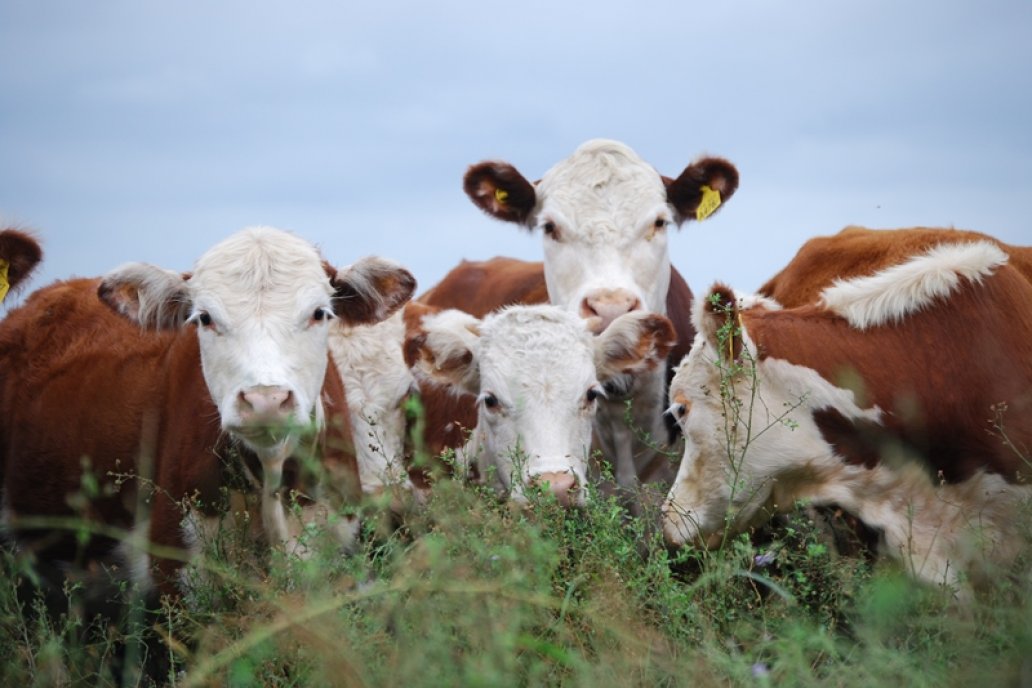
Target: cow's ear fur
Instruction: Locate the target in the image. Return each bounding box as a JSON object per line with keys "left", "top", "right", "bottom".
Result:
{"left": 463, "top": 161, "right": 537, "bottom": 225}
{"left": 594, "top": 312, "right": 677, "bottom": 381}
{"left": 98, "top": 263, "right": 193, "bottom": 329}
{"left": 330, "top": 257, "right": 417, "bottom": 326}
{"left": 404, "top": 309, "right": 482, "bottom": 394}
{"left": 403, "top": 307, "right": 482, "bottom": 395}
{"left": 664, "top": 157, "right": 739, "bottom": 224}
{"left": 0, "top": 228, "right": 43, "bottom": 293}
{"left": 696, "top": 283, "right": 744, "bottom": 364}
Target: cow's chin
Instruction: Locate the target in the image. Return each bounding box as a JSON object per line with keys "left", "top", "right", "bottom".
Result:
{"left": 228, "top": 421, "right": 315, "bottom": 463}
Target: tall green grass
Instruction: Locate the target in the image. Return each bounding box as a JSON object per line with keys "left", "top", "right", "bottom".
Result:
{"left": 3, "top": 465, "right": 1030, "bottom": 687}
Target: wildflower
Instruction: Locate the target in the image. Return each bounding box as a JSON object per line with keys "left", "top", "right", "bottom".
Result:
{"left": 754, "top": 551, "right": 776, "bottom": 568}
{"left": 752, "top": 662, "right": 770, "bottom": 678}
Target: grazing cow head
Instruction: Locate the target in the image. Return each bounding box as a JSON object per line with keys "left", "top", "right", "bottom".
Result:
{"left": 405, "top": 304, "right": 676, "bottom": 506}
{"left": 98, "top": 226, "right": 416, "bottom": 463}
{"left": 464, "top": 139, "right": 738, "bottom": 332}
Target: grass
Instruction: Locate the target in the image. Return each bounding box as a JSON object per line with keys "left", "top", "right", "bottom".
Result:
{"left": 2, "top": 466, "right": 1031, "bottom": 687}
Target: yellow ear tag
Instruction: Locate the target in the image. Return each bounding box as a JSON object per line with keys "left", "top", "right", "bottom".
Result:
{"left": 494, "top": 188, "right": 509, "bottom": 205}
{"left": 696, "top": 185, "right": 722, "bottom": 221}
{"left": 0, "top": 259, "right": 9, "bottom": 304}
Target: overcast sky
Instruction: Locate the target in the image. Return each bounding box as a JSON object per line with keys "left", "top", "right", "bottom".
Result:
{"left": 2, "top": 1, "right": 1030, "bottom": 311}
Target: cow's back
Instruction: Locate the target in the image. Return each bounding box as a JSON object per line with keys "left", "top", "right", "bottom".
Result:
{"left": 760, "top": 226, "right": 1032, "bottom": 306}
{"left": 418, "top": 257, "right": 549, "bottom": 314}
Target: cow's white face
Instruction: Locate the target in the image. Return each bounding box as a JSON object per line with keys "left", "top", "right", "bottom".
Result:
{"left": 406, "top": 305, "right": 676, "bottom": 507}
{"left": 471, "top": 307, "right": 602, "bottom": 505}
{"left": 535, "top": 142, "right": 672, "bottom": 329}
{"left": 99, "top": 226, "right": 416, "bottom": 464}
{"left": 185, "top": 230, "right": 335, "bottom": 458}
{"left": 463, "top": 139, "right": 739, "bottom": 334}
{"left": 661, "top": 291, "right": 881, "bottom": 549}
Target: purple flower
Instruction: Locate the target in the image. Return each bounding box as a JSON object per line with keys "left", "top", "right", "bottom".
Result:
{"left": 752, "top": 662, "right": 770, "bottom": 678}
{"left": 754, "top": 551, "right": 776, "bottom": 568}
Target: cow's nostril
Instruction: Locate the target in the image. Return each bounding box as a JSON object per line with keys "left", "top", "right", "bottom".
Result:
{"left": 531, "top": 471, "right": 579, "bottom": 507}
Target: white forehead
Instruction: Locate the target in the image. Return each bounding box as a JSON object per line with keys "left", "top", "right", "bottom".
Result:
{"left": 478, "top": 306, "right": 597, "bottom": 393}
{"left": 188, "top": 226, "right": 332, "bottom": 313}
{"left": 535, "top": 139, "right": 668, "bottom": 239}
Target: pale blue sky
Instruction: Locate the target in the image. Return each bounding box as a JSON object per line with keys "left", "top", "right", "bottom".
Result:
{"left": 2, "top": 1, "right": 1030, "bottom": 308}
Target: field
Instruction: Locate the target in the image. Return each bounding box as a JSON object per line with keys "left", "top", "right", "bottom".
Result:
{"left": 2, "top": 438, "right": 1031, "bottom": 688}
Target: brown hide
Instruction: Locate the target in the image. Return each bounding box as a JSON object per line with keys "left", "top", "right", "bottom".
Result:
{"left": 0, "top": 278, "right": 359, "bottom": 592}
{"left": 742, "top": 262, "right": 1032, "bottom": 484}
{"left": 409, "top": 257, "right": 696, "bottom": 467}
{"left": 760, "top": 226, "right": 1032, "bottom": 307}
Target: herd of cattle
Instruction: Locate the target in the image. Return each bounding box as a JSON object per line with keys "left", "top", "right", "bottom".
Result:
{"left": 0, "top": 139, "right": 1029, "bottom": 603}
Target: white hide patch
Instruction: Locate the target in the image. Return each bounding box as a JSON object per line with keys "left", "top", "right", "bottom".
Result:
{"left": 329, "top": 311, "right": 414, "bottom": 494}
{"left": 819, "top": 240, "right": 1008, "bottom": 329}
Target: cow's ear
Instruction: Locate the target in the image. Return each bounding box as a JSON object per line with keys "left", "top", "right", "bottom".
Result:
{"left": 696, "top": 283, "right": 744, "bottom": 364}
{"left": 330, "top": 257, "right": 417, "bottom": 326}
{"left": 464, "top": 161, "right": 537, "bottom": 225}
{"left": 403, "top": 306, "right": 482, "bottom": 395}
{"left": 594, "top": 312, "right": 677, "bottom": 381}
{"left": 0, "top": 228, "right": 43, "bottom": 296}
{"left": 98, "top": 263, "right": 193, "bottom": 329}
{"left": 664, "top": 157, "right": 739, "bottom": 224}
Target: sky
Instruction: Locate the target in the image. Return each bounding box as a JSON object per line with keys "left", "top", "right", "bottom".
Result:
{"left": 1, "top": 1, "right": 1030, "bottom": 311}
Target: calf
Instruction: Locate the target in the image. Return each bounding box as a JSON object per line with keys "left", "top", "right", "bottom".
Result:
{"left": 662, "top": 240, "right": 1032, "bottom": 594}
{"left": 405, "top": 304, "right": 676, "bottom": 507}
{"left": 0, "top": 226, "right": 415, "bottom": 594}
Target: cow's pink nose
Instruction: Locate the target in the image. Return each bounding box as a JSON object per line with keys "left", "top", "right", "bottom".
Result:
{"left": 238, "top": 385, "right": 295, "bottom": 423}
{"left": 580, "top": 289, "right": 641, "bottom": 333}
{"left": 531, "top": 471, "right": 579, "bottom": 508}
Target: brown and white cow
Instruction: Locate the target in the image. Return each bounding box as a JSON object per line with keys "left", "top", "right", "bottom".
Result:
{"left": 404, "top": 303, "right": 676, "bottom": 507}
{"left": 435, "top": 140, "right": 737, "bottom": 498}
{"left": 662, "top": 240, "right": 1032, "bottom": 594}
{"left": 0, "top": 227, "right": 43, "bottom": 300}
{"left": 0, "top": 226, "right": 415, "bottom": 594}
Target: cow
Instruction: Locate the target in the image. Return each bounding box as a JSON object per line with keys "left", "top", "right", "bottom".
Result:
{"left": 756, "top": 225, "right": 1032, "bottom": 551}
{"left": 404, "top": 303, "right": 676, "bottom": 507}
{"left": 329, "top": 311, "right": 417, "bottom": 501}
{"left": 759, "top": 225, "right": 1032, "bottom": 306}
{"left": 0, "top": 227, "right": 44, "bottom": 300}
{"left": 432, "top": 139, "right": 737, "bottom": 502}
{"left": 0, "top": 226, "right": 416, "bottom": 595}
{"left": 661, "top": 239, "right": 1032, "bottom": 596}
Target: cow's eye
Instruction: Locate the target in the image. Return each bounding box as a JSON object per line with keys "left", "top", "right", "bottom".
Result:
{"left": 586, "top": 386, "right": 606, "bottom": 404}
{"left": 195, "top": 311, "right": 213, "bottom": 328}
{"left": 481, "top": 392, "right": 501, "bottom": 411}
{"left": 312, "top": 307, "right": 333, "bottom": 323}
{"left": 542, "top": 221, "right": 560, "bottom": 240}
{"left": 654, "top": 217, "right": 667, "bottom": 230}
